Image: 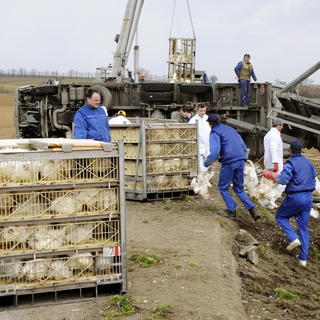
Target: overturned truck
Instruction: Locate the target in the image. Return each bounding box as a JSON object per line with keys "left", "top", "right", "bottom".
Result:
{"left": 15, "top": 62, "right": 320, "bottom": 156}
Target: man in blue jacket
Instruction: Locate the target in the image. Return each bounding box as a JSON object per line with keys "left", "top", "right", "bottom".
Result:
{"left": 263, "top": 141, "right": 316, "bottom": 267}
{"left": 74, "top": 89, "right": 111, "bottom": 142}
{"left": 234, "top": 54, "right": 257, "bottom": 106}
{"left": 204, "top": 114, "right": 260, "bottom": 221}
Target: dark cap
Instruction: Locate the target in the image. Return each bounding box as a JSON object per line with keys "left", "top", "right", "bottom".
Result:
{"left": 273, "top": 118, "right": 284, "bottom": 126}
{"left": 207, "top": 113, "right": 219, "bottom": 123}
{"left": 290, "top": 140, "right": 302, "bottom": 153}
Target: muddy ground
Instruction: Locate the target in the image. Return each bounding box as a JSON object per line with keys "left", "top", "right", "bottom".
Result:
{"left": 0, "top": 79, "right": 319, "bottom": 319}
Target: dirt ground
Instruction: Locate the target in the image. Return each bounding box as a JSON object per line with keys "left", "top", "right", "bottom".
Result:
{"left": 0, "top": 78, "right": 319, "bottom": 319}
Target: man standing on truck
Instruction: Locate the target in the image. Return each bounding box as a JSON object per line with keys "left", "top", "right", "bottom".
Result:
{"left": 234, "top": 54, "right": 257, "bottom": 106}
{"left": 204, "top": 114, "right": 260, "bottom": 221}
{"left": 263, "top": 119, "right": 284, "bottom": 173}
{"left": 73, "top": 89, "right": 111, "bottom": 142}
{"left": 263, "top": 141, "right": 316, "bottom": 267}
{"left": 189, "top": 104, "right": 211, "bottom": 172}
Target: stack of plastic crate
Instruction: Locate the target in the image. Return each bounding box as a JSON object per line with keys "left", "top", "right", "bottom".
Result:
{"left": 110, "top": 120, "right": 198, "bottom": 200}
{"left": 303, "top": 148, "right": 320, "bottom": 201}
{"left": 0, "top": 139, "right": 126, "bottom": 308}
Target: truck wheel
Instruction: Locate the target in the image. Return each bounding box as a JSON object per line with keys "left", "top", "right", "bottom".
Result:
{"left": 141, "top": 91, "right": 173, "bottom": 102}
{"left": 30, "top": 85, "right": 58, "bottom": 96}
{"left": 90, "top": 85, "right": 113, "bottom": 106}
{"left": 141, "top": 83, "right": 174, "bottom": 92}
{"left": 180, "top": 84, "right": 212, "bottom": 94}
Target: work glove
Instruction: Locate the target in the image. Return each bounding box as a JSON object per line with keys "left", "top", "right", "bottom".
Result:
{"left": 262, "top": 171, "right": 278, "bottom": 181}
{"left": 273, "top": 162, "right": 279, "bottom": 172}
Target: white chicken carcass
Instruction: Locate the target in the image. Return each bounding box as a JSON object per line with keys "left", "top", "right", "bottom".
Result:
{"left": 49, "top": 260, "right": 72, "bottom": 280}
{"left": 64, "top": 223, "right": 93, "bottom": 244}
{"left": 191, "top": 170, "right": 215, "bottom": 200}
{"left": 68, "top": 253, "right": 93, "bottom": 270}
{"left": 21, "top": 259, "right": 50, "bottom": 281}
{"left": 50, "top": 196, "right": 77, "bottom": 216}
{"left": 244, "top": 160, "right": 259, "bottom": 197}
{"left": 253, "top": 177, "right": 283, "bottom": 209}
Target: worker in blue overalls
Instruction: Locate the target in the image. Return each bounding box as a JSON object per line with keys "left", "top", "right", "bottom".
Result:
{"left": 263, "top": 140, "right": 316, "bottom": 267}
{"left": 204, "top": 113, "right": 260, "bottom": 221}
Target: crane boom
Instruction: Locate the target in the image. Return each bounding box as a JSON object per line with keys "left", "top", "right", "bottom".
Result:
{"left": 111, "top": 0, "right": 144, "bottom": 81}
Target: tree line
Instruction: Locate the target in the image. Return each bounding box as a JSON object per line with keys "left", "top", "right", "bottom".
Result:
{"left": 0, "top": 68, "right": 95, "bottom": 78}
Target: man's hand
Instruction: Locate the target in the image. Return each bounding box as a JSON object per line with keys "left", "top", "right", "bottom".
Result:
{"left": 273, "top": 162, "right": 279, "bottom": 172}
{"left": 262, "top": 171, "right": 278, "bottom": 181}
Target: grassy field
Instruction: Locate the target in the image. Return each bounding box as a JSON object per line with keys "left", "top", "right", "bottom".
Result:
{"left": 0, "top": 75, "right": 93, "bottom": 138}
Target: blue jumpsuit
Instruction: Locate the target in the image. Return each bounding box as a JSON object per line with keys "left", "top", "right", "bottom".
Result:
{"left": 276, "top": 154, "right": 316, "bottom": 261}
{"left": 74, "top": 104, "right": 111, "bottom": 142}
{"left": 204, "top": 123, "right": 255, "bottom": 212}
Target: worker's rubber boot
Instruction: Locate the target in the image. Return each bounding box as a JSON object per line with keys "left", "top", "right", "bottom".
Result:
{"left": 217, "top": 210, "right": 236, "bottom": 220}
{"left": 249, "top": 207, "right": 261, "bottom": 221}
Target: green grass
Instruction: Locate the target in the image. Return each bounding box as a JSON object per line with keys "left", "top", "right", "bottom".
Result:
{"left": 217, "top": 217, "right": 229, "bottom": 231}
{"left": 104, "top": 295, "right": 135, "bottom": 319}
{"left": 130, "top": 252, "right": 163, "bottom": 268}
{"left": 152, "top": 304, "right": 172, "bottom": 316}
{"left": 188, "top": 262, "right": 199, "bottom": 268}
{"left": 181, "top": 195, "right": 196, "bottom": 202}
{"left": 274, "top": 288, "right": 300, "bottom": 300}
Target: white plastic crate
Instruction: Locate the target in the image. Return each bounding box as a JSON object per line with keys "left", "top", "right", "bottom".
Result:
{"left": 125, "top": 160, "right": 142, "bottom": 176}
{"left": 110, "top": 127, "right": 140, "bottom": 143}
{"left": 146, "top": 127, "right": 197, "bottom": 142}
{"left": 0, "top": 247, "right": 121, "bottom": 288}
{"left": 0, "top": 220, "right": 119, "bottom": 256}
{"left": 0, "top": 187, "right": 119, "bottom": 221}
{"left": 147, "top": 158, "right": 197, "bottom": 174}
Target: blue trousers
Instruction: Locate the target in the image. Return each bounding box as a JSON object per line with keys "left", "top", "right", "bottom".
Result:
{"left": 239, "top": 80, "right": 251, "bottom": 106}
{"left": 276, "top": 192, "right": 312, "bottom": 261}
{"left": 218, "top": 160, "right": 255, "bottom": 212}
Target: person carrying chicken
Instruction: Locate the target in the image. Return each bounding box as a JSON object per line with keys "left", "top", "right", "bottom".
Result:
{"left": 204, "top": 113, "right": 260, "bottom": 221}
{"left": 263, "top": 140, "right": 316, "bottom": 267}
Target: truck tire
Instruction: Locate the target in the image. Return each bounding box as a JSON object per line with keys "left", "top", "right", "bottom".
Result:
{"left": 180, "top": 84, "right": 212, "bottom": 94}
{"left": 141, "top": 83, "right": 174, "bottom": 92}
{"left": 90, "top": 85, "right": 113, "bottom": 106}
{"left": 30, "top": 85, "right": 58, "bottom": 96}
{"left": 141, "top": 91, "right": 173, "bottom": 102}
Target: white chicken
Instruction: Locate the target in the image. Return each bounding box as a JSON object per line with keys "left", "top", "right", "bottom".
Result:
{"left": 2, "top": 260, "right": 22, "bottom": 278}
{"left": 148, "top": 159, "right": 164, "bottom": 174}
{"left": 170, "top": 175, "right": 189, "bottom": 189}
{"left": 191, "top": 170, "right": 215, "bottom": 199}
{"left": 310, "top": 208, "right": 319, "bottom": 219}
{"left": 49, "top": 260, "right": 72, "bottom": 280}
{"left": 96, "top": 189, "right": 118, "bottom": 211}
{"left": 152, "top": 175, "right": 169, "bottom": 190}
{"left": 50, "top": 196, "right": 77, "bottom": 216}
{"left": 68, "top": 253, "right": 93, "bottom": 270}
{"left": 76, "top": 189, "right": 98, "bottom": 211}
{"left": 243, "top": 160, "right": 259, "bottom": 197}
{"left": 21, "top": 259, "right": 50, "bottom": 281}
{"left": 2, "top": 225, "right": 30, "bottom": 245}
{"left": 252, "top": 177, "right": 283, "bottom": 209}
{"left": 96, "top": 255, "right": 113, "bottom": 272}
{"left": 28, "top": 226, "right": 65, "bottom": 251}
{"left": 12, "top": 199, "right": 43, "bottom": 219}
{"left": 148, "top": 144, "right": 162, "bottom": 157}
{"left": 9, "top": 161, "right": 39, "bottom": 183}
{"left": 64, "top": 223, "right": 93, "bottom": 244}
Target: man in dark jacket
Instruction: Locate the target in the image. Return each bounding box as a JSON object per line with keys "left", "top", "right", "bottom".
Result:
{"left": 74, "top": 89, "right": 111, "bottom": 142}
{"left": 204, "top": 114, "right": 260, "bottom": 221}
{"left": 263, "top": 140, "right": 316, "bottom": 267}
{"left": 234, "top": 54, "right": 257, "bottom": 106}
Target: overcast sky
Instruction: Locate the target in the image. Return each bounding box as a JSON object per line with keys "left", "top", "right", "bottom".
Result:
{"left": 1, "top": 0, "right": 320, "bottom": 83}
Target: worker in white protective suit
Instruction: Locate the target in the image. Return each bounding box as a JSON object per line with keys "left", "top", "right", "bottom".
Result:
{"left": 189, "top": 104, "right": 211, "bottom": 172}
{"left": 263, "top": 119, "right": 284, "bottom": 173}
{"left": 108, "top": 110, "right": 132, "bottom": 125}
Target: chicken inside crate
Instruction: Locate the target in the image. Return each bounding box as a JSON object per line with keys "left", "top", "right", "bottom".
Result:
{"left": 0, "top": 157, "right": 118, "bottom": 187}
{"left": 145, "top": 127, "right": 197, "bottom": 142}
{"left": 0, "top": 247, "right": 122, "bottom": 287}
{"left": 0, "top": 220, "right": 120, "bottom": 256}
{"left": 0, "top": 188, "right": 119, "bottom": 221}
{"left": 146, "top": 142, "right": 197, "bottom": 158}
